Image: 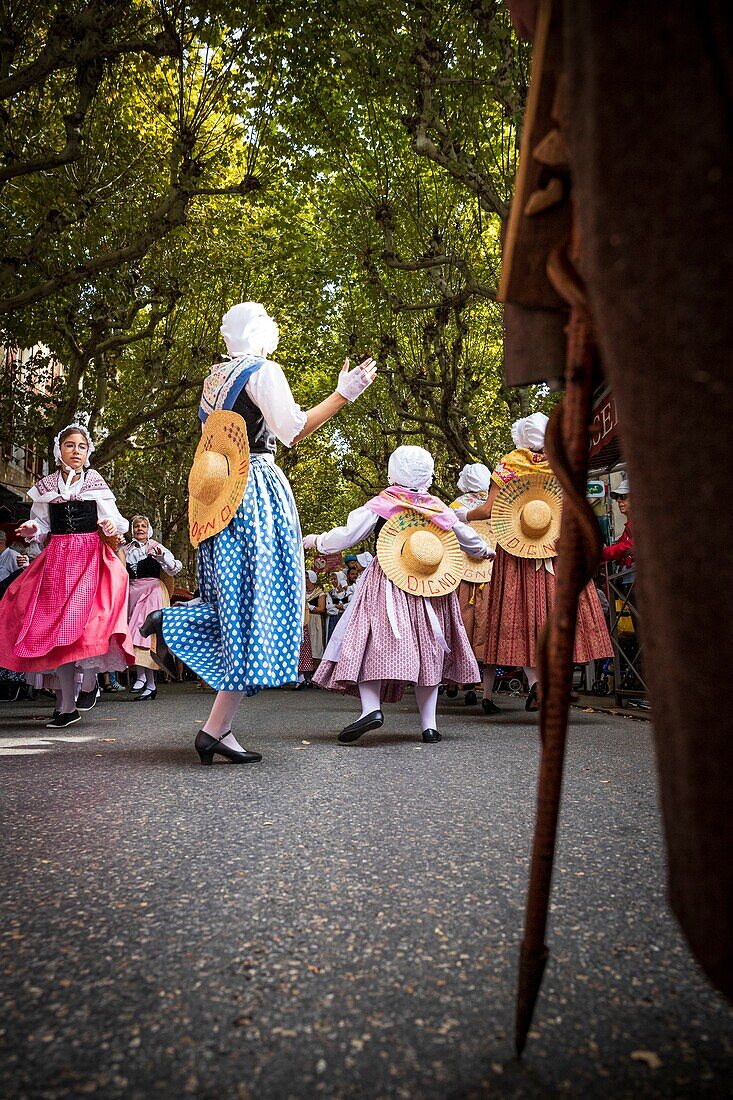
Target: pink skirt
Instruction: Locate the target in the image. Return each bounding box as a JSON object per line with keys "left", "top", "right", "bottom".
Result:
{"left": 314, "top": 563, "right": 480, "bottom": 702}
{"left": 0, "top": 532, "right": 135, "bottom": 673}
{"left": 479, "top": 547, "right": 613, "bottom": 666}
{"left": 128, "top": 577, "right": 165, "bottom": 647}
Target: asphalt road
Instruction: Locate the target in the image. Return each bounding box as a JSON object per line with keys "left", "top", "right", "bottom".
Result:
{"left": 0, "top": 684, "right": 731, "bottom": 1099}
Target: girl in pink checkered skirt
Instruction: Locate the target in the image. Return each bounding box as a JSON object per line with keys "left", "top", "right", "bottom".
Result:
{"left": 0, "top": 424, "right": 134, "bottom": 728}
{"left": 302, "top": 446, "right": 494, "bottom": 745}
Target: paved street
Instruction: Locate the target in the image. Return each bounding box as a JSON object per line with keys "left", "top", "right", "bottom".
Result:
{"left": 0, "top": 685, "right": 731, "bottom": 1099}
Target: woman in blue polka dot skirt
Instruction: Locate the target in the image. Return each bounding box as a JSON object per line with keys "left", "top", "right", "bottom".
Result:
{"left": 143, "top": 302, "right": 376, "bottom": 764}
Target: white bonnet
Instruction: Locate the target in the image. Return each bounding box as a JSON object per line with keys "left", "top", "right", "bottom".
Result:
{"left": 511, "top": 412, "right": 549, "bottom": 452}
{"left": 307, "top": 569, "right": 318, "bottom": 583}
{"left": 457, "top": 462, "right": 491, "bottom": 493}
{"left": 356, "top": 552, "right": 373, "bottom": 568}
{"left": 53, "top": 423, "right": 94, "bottom": 468}
{"left": 387, "top": 445, "right": 434, "bottom": 491}
{"left": 220, "top": 302, "right": 279, "bottom": 358}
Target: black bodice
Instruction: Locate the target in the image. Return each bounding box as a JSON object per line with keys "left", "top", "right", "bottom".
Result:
{"left": 49, "top": 500, "right": 98, "bottom": 534}
{"left": 231, "top": 386, "right": 276, "bottom": 455}
{"left": 127, "top": 554, "right": 163, "bottom": 580}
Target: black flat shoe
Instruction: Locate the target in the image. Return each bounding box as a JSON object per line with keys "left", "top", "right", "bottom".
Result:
{"left": 139, "top": 610, "right": 179, "bottom": 678}
{"left": 338, "top": 709, "right": 384, "bottom": 743}
{"left": 76, "top": 688, "right": 98, "bottom": 712}
{"left": 194, "top": 730, "right": 262, "bottom": 765}
{"left": 464, "top": 689, "right": 478, "bottom": 706}
{"left": 46, "top": 710, "right": 81, "bottom": 729}
{"left": 421, "top": 728, "right": 442, "bottom": 743}
{"left": 445, "top": 685, "right": 459, "bottom": 699}
{"left": 525, "top": 683, "right": 540, "bottom": 712}
{"left": 481, "top": 698, "right": 501, "bottom": 715}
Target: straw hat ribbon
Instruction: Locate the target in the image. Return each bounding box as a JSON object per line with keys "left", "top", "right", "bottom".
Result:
{"left": 188, "top": 410, "right": 250, "bottom": 548}
{"left": 377, "top": 510, "right": 465, "bottom": 597}
{"left": 491, "top": 472, "right": 562, "bottom": 559}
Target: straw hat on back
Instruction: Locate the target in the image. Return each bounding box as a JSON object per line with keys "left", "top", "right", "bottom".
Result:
{"left": 462, "top": 520, "right": 496, "bottom": 583}
{"left": 491, "top": 473, "right": 562, "bottom": 558}
{"left": 377, "top": 510, "right": 465, "bottom": 597}
{"left": 188, "top": 411, "right": 250, "bottom": 548}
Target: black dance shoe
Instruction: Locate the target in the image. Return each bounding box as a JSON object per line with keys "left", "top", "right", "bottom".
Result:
{"left": 464, "top": 689, "right": 478, "bottom": 706}
{"left": 134, "top": 687, "right": 157, "bottom": 701}
{"left": 525, "top": 683, "right": 540, "bottom": 712}
{"left": 481, "top": 698, "right": 502, "bottom": 716}
{"left": 46, "top": 710, "right": 81, "bottom": 729}
{"left": 76, "top": 688, "right": 99, "bottom": 712}
{"left": 337, "top": 710, "right": 384, "bottom": 744}
{"left": 421, "top": 728, "right": 442, "bottom": 743}
{"left": 194, "top": 730, "right": 262, "bottom": 765}
{"left": 139, "top": 610, "right": 179, "bottom": 679}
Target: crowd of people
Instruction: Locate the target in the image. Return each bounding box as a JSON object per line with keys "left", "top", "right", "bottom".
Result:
{"left": 0, "top": 301, "right": 623, "bottom": 761}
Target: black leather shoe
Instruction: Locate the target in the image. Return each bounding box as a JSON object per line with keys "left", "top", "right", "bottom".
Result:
{"left": 421, "top": 728, "right": 442, "bottom": 743}
{"left": 46, "top": 710, "right": 81, "bottom": 729}
{"left": 482, "top": 698, "right": 501, "bottom": 715}
{"left": 338, "top": 709, "right": 384, "bottom": 743}
{"left": 134, "top": 687, "right": 157, "bottom": 701}
{"left": 525, "top": 683, "right": 540, "bottom": 712}
{"left": 140, "top": 610, "right": 179, "bottom": 679}
{"left": 464, "top": 689, "right": 478, "bottom": 706}
{"left": 194, "top": 730, "right": 262, "bottom": 765}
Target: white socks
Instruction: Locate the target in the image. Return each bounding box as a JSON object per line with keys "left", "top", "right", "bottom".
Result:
{"left": 203, "top": 689, "right": 246, "bottom": 750}
{"left": 415, "top": 684, "right": 438, "bottom": 731}
{"left": 358, "top": 680, "right": 382, "bottom": 718}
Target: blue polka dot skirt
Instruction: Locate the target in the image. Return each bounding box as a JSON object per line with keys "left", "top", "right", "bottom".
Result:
{"left": 162, "top": 456, "right": 303, "bottom": 693}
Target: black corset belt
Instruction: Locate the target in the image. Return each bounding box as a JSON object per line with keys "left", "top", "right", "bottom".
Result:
{"left": 49, "top": 500, "right": 98, "bottom": 534}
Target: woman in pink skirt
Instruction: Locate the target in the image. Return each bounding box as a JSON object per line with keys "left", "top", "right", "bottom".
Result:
{"left": 124, "top": 515, "right": 182, "bottom": 699}
{"left": 303, "top": 446, "right": 494, "bottom": 744}
{"left": 457, "top": 413, "right": 613, "bottom": 713}
{"left": 0, "top": 423, "right": 134, "bottom": 728}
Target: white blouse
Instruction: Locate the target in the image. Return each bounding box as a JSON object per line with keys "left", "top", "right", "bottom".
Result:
{"left": 26, "top": 469, "right": 129, "bottom": 543}
{"left": 246, "top": 361, "right": 308, "bottom": 448}
{"left": 315, "top": 501, "right": 492, "bottom": 559}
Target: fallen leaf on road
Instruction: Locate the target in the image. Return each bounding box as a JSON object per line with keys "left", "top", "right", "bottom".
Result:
{"left": 631, "top": 1050, "right": 662, "bottom": 1070}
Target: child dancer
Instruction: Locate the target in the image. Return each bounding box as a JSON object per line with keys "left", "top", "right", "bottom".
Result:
{"left": 0, "top": 423, "right": 134, "bottom": 727}
{"left": 125, "top": 515, "right": 182, "bottom": 699}
{"left": 303, "top": 446, "right": 494, "bottom": 744}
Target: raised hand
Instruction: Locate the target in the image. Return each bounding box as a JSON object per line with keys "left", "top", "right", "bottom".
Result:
{"left": 336, "top": 356, "right": 377, "bottom": 402}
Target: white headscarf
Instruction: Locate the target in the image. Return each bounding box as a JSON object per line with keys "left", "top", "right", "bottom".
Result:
{"left": 387, "top": 445, "right": 434, "bottom": 491}
{"left": 307, "top": 569, "right": 318, "bottom": 583}
{"left": 511, "top": 413, "right": 549, "bottom": 453}
{"left": 457, "top": 463, "right": 491, "bottom": 493}
{"left": 131, "top": 515, "right": 154, "bottom": 540}
{"left": 356, "top": 552, "right": 373, "bottom": 569}
{"left": 220, "top": 302, "right": 279, "bottom": 358}
{"left": 53, "top": 423, "right": 94, "bottom": 468}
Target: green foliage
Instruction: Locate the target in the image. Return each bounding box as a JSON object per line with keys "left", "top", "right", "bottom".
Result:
{"left": 1, "top": 1, "right": 552, "bottom": 561}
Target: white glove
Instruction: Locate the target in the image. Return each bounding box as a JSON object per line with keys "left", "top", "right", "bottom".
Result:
{"left": 15, "top": 521, "right": 38, "bottom": 540}
{"left": 302, "top": 534, "right": 319, "bottom": 550}
{"left": 453, "top": 506, "right": 469, "bottom": 523}
{"left": 336, "top": 357, "right": 377, "bottom": 402}
{"left": 481, "top": 543, "right": 496, "bottom": 560}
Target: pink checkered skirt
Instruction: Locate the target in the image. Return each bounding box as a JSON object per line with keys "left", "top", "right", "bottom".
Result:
{"left": 0, "top": 532, "right": 135, "bottom": 673}
{"left": 313, "top": 563, "right": 480, "bottom": 702}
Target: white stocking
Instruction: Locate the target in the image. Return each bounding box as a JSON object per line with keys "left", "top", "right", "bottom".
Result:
{"left": 414, "top": 684, "right": 438, "bottom": 731}
{"left": 358, "top": 679, "right": 382, "bottom": 718}
{"left": 145, "top": 668, "right": 156, "bottom": 690}
{"left": 482, "top": 665, "right": 496, "bottom": 700}
{"left": 203, "top": 690, "right": 246, "bottom": 751}
{"left": 56, "top": 662, "right": 77, "bottom": 714}
{"left": 523, "top": 666, "right": 538, "bottom": 689}
{"left": 132, "top": 665, "right": 146, "bottom": 691}
{"left": 81, "top": 669, "right": 97, "bottom": 692}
